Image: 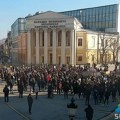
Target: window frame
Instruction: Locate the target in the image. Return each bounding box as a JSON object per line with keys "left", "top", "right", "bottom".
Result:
{"left": 78, "top": 56, "right": 83, "bottom": 62}
{"left": 77, "top": 37, "right": 83, "bottom": 47}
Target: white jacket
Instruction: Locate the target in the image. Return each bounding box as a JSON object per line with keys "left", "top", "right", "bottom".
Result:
{"left": 35, "top": 84, "right": 39, "bottom": 92}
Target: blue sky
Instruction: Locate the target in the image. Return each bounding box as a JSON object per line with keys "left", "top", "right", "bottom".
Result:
{"left": 0, "top": 0, "right": 120, "bottom": 39}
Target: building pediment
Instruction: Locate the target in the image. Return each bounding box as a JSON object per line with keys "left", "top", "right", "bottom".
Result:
{"left": 26, "top": 11, "right": 72, "bottom": 20}
{"left": 26, "top": 11, "right": 83, "bottom": 30}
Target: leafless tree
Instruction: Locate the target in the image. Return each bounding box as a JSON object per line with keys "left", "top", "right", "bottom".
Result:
{"left": 98, "top": 32, "right": 119, "bottom": 64}
{"left": 108, "top": 34, "right": 120, "bottom": 64}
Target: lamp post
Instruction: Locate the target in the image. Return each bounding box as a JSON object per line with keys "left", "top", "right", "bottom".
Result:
{"left": 67, "top": 97, "right": 77, "bottom": 120}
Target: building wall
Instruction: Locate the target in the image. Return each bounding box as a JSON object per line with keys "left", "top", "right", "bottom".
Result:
{"left": 11, "top": 18, "right": 26, "bottom": 38}
{"left": 11, "top": 18, "right": 27, "bottom": 65}
{"left": 76, "top": 31, "right": 87, "bottom": 64}
{"left": 86, "top": 32, "right": 98, "bottom": 65}
{"left": 18, "top": 33, "right": 27, "bottom": 65}
{"left": 12, "top": 29, "right": 117, "bottom": 65}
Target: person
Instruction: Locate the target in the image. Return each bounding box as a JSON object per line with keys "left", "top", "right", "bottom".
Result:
{"left": 3, "top": 85, "right": 9, "bottom": 102}
{"left": 48, "top": 83, "right": 53, "bottom": 98}
{"left": 93, "top": 89, "right": 98, "bottom": 105}
{"left": 85, "top": 104, "right": 94, "bottom": 120}
{"left": 85, "top": 84, "right": 91, "bottom": 105}
{"left": 27, "top": 94, "right": 33, "bottom": 114}
{"left": 34, "top": 83, "right": 39, "bottom": 100}
{"left": 63, "top": 81, "right": 69, "bottom": 99}
{"left": 18, "top": 82, "right": 24, "bottom": 98}
{"left": 104, "top": 89, "right": 110, "bottom": 104}
{"left": 9, "top": 80, "right": 13, "bottom": 94}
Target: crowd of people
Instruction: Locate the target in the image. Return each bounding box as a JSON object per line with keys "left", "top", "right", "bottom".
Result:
{"left": 1, "top": 64, "right": 120, "bottom": 119}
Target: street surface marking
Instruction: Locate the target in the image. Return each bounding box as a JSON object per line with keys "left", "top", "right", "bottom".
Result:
{"left": 6, "top": 103, "right": 32, "bottom": 120}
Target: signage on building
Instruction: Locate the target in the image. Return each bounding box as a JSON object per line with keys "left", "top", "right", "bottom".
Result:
{"left": 34, "top": 20, "right": 66, "bottom": 28}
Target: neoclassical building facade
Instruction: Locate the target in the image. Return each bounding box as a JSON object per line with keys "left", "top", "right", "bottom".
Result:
{"left": 26, "top": 11, "right": 82, "bottom": 65}
{"left": 9, "top": 11, "right": 117, "bottom": 66}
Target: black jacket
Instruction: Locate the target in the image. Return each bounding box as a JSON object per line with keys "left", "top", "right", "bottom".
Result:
{"left": 85, "top": 105, "right": 94, "bottom": 119}
{"left": 3, "top": 86, "right": 9, "bottom": 95}
{"left": 27, "top": 95, "right": 33, "bottom": 105}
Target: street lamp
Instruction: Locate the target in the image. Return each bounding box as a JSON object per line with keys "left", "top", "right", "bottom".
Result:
{"left": 67, "top": 97, "right": 78, "bottom": 120}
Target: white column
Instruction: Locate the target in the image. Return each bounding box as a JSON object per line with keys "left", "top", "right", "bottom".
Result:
{"left": 36, "top": 29, "right": 40, "bottom": 64}
{"left": 44, "top": 29, "right": 48, "bottom": 64}
{"left": 52, "top": 29, "right": 56, "bottom": 64}
{"left": 39, "top": 30, "right": 42, "bottom": 63}
{"left": 70, "top": 29, "right": 74, "bottom": 65}
{"left": 74, "top": 30, "right": 77, "bottom": 65}
{"left": 27, "top": 30, "right": 31, "bottom": 65}
{"left": 61, "top": 29, "right": 66, "bottom": 65}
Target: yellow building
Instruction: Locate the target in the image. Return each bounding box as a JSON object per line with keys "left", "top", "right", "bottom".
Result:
{"left": 76, "top": 31, "right": 87, "bottom": 65}
{"left": 12, "top": 11, "right": 118, "bottom": 66}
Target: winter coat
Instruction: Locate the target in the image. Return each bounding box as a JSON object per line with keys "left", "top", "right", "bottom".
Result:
{"left": 3, "top": 86, "right": 9, "bottom": 95}
{"left": 27, "top": 95, "right": 33, "bottom": 105}
{"left": 34, "top": 84, "right": 39, "bottom": 93}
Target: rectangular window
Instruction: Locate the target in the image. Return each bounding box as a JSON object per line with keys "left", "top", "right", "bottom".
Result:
{"left": 58, "top": 56, "right": 61, "bottom": 65}
{"left": 50, "top": 32, "right": 53, "bottom": 46}
{"left": 42, "top": 56, "right": 44, "bottom": 63}
{"left": 91, "top": 36, "right": 95, "bottom": 48}
{"left": 78, "top": 56, "right": 82, "bottom": 61}
{"left": 50, "top": 53, "right": 52, "bottom": 64}
{"left": 106, "top": 22, "right": 109, "bottom": 28}
{"left": 78, "top": 38, "right": 83, "bottom": 46}
{"left": 58, "top": 31, "right": 61, "bottom": 46}
{"left": 58, "top": 40, "right": 61, "bottom": 46}
{"left": 99, "top": 22, "right": 102, "bottom": 28}
{"left": 42, "top": 39, "right": 44, "bottom": 46}
{"left": 66, "top": 56, "right": 70, "bottom": 64}
{"left": 66, "top": 31, "right": 70, "bottom": 46}
{"left": 66, "top": 39, "right": 70, "bottom": 46}
{"left": 108, "top": 21, "right": 113, "bottom": 28}
{"left": 50, "top": 39, "right": 52, "bottom": 46}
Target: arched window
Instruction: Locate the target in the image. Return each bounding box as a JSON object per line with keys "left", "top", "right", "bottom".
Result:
{"left": 58, "top": 31, "right": 61, "bottom": 46}
{"left": 66, "top": 31, "right": 70, "bottom": 46}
